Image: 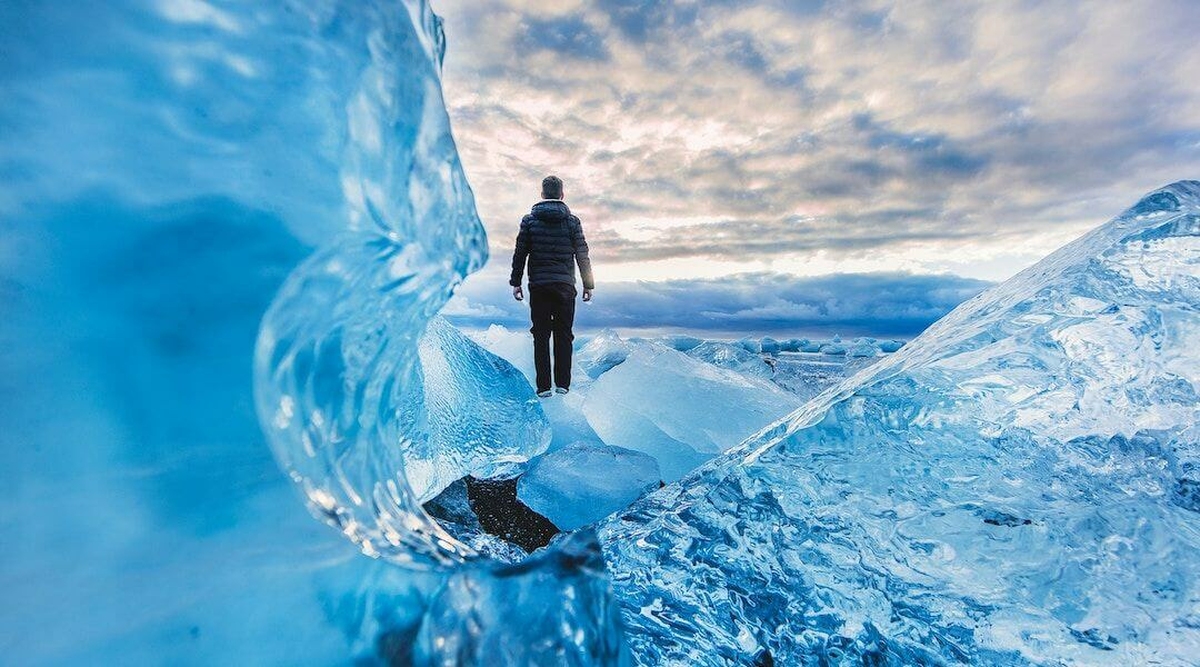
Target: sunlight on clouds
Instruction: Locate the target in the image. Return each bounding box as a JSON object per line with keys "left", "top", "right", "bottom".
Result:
{"left": 435, "top": 0, "right": 1200, "bottom": 296}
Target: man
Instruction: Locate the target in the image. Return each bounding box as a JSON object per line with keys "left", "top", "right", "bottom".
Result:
{"left": 510, "top": 175, "right": 594, "bottom": 398}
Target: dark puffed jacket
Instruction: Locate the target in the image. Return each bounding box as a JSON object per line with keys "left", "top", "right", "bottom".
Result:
{"left": 509, "top": 199, "right": 595, "bottom": 290}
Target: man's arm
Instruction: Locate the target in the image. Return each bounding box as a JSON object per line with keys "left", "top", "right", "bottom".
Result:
{"left": 510, "top": 218, "right": 531, "bottom": 290}
{"left": 571, "top": 217, "right": 595, "bottom": 298}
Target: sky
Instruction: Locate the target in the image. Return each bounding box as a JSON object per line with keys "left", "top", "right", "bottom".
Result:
{"left": 435, "top": 0, "right": 1200, "bottom": 337}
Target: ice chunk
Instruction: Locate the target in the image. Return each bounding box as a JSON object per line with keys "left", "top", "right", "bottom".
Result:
{"left": 414, "top": 316, "right": 551, "bottom": 501}
{"left": 599, "top": 181, "right": 1200, "bottom": 666}
{"left": 517, "top": 441, "right": 662, "bottom": 530}
{"left": 659, "top": 334, "right": 704, "bottom": 352}
{"left": 879, "top": 339, "right": 906, "bottom": 353}
{"left": 759, "top": 336, "right": 781, "bottom": 354}
{"left": 734, "top": 336, "right": 762, "bottom": 353}
{"left": 576, "top": 328, "right": 634, "bottom": 378}
{"left": 797, "top": 338, "right": 823, "bottom": 352}
{"left": 846, "top": 337, "right": 879, "bottom": 357}
{"left": 416, "top": 531, "right": 629, "bottom": 665}
{"left": 686, "top": 340, "right": 774, "bottom": 379}
{"left": 818, "top": 340, "right": 847, "bottom": 354}
{"left": 582, "top": 344, "right": 803, "bottom": 480}
{"left": 471, "top": 324, "right": 537, "bottom": 383}
{"left": 769, "top": 351, "right": 858, "bottom": 399}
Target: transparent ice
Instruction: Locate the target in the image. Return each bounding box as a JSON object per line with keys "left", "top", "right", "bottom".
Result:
{"left": 518, "top": 441, "right": 662, "bottom": 531}
{"left": 598, "top": 182, "right": 1200, "bottom": 665}
{"left": 686, "top": 340, "right": 775, "bottom": 379}
{"left": 4, "top": 0, "right": 1198, "bottom": 664}
{"left": 414, "top": 316, "right": 550, "bottom": 501}
{"left": 582, "top": 343, "right": 803, "bottom": 480}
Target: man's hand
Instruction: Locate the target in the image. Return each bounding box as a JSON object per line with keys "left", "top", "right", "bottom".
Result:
{"left": 513, "top": 285, "right": 524, "bottom": 301}
{"left": 582, "top": 288, "right": 592, "bottom": 302}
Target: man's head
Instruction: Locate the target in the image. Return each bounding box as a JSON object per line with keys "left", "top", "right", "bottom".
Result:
{"left": 541, "top": 175, "right": 564, "bottom": 200}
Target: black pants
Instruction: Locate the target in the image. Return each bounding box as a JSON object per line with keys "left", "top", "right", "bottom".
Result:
{"left": 528, "top": 282, "right": 576, "bottom": 392}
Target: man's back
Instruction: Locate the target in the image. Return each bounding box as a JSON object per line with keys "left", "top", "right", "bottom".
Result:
{"left": 510, "top": 199, "right": 595, "bottom": 291}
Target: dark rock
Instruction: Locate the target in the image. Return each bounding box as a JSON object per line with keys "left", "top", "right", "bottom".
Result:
{"left": 462, "top": 475, "right": 560, "bottom": 552}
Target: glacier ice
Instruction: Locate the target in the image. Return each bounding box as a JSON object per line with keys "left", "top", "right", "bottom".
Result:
{"left": 759, "top": 336, "right": 781, "bottom": 354}
{"left": 518, "top": 441, "right": 662, "bottom": 530}
{"left": 415, "top": 531, "right": 630, "bottom": 665}
{"left": 598, "top": 181, "right": 1200, "bottom": 665}
{"left": 686, "top": 340, "right": 775, "bottom": 379}
{"left": 582, "top": 343, "right": 804, "bottom": 480}
{"left": 576, "top": 328, "right": 635, "bottom": 379}
{"left": 6, "top": 0, "right": 1199, "bottom": 664}
{"left": 414, "top": 316, "right": 551, "bottom": 501}
{"left": 0, "top": 0, "right": 622, "bottom": 663}
{"left": 659, "top": 334, "right": 705, "bottom": 352}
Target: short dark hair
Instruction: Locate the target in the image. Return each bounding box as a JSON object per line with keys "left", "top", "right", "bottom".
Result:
{"left": 542, "top": 175, "right": 563, "bottom": 200}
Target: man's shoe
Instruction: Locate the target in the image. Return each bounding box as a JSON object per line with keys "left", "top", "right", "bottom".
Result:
{"left": 537, "top": 389, "right": 552, "bottom": 398}
{"left": 555, "top": 387, "right": 569, "bottom": 395}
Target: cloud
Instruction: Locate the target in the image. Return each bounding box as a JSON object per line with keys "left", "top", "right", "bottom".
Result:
{"left": 517, "top": 14, "right": 610, "bottom": 61}
{"left": 434, "top": 0, "right": 1200, "bottom": 284}
{"left": 443, "top": 264, "right": 991, "bottom": 337}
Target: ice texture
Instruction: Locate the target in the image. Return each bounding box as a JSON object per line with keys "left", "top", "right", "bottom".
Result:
{"left": 415, "top": 531, "right": 630, "bottom": 665}
{"left": 583, "top": 344, "right": 803, "bottom": 480}
{"left": 0, "top": 1, "right": 622, "bottom": 663}
{"left": 414, "top": 316, "right": 551, "bottom": 501}
{"left": 576, "top": 329, "right": 635, "bottom": 378}
{"left": 659, "top": 334, "right": 704, "bottom": 352}
{"left": 518, "top": 441, "right": 662, "bottom": 530}
{"left": 598, "top": 182, "right": 1200, "bottom": 665}
{"left": 686, "top": 340, "right": 775, "bottom": 379}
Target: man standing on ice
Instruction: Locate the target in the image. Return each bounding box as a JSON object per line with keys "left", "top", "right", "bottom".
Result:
{"left": 510, "top": 175, "right": 595, "bottom": 398}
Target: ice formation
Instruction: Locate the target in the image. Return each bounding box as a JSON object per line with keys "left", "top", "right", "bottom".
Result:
{"left": 5, "top": 0, "right": 1198, "bottom": 664}
{"left": 414, "top": 316, "right": 551, "bottom": 501}
{"left": 575, "top": 328, "right": 635, "bottom": 378}
{"left": 598, "top": 182, "right": 1200, "bottom": 665}
{"left": 582, "top": 344, "right": 803, "bottom": 480}
{"left": 687, "top": 340, "right": 775, "bottom": 379}
{"left": 518, "top": 441, "right": 662, "bottom": 530}
{"left": 1, "top": 1, "right": 617, "bottom": 663}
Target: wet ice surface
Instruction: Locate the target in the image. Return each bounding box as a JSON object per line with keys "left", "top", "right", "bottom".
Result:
{"left": 597, "top": 182, "right": 1200, "bottom": 666}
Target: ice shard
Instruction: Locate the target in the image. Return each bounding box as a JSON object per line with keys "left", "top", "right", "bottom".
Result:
{"left": 599, "top": 181, "right": 1200, "bottom": 665}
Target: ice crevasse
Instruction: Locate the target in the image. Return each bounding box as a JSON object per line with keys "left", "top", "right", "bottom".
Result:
{"left": 2, "top": 1, "right": 1199, "bottom": 665}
